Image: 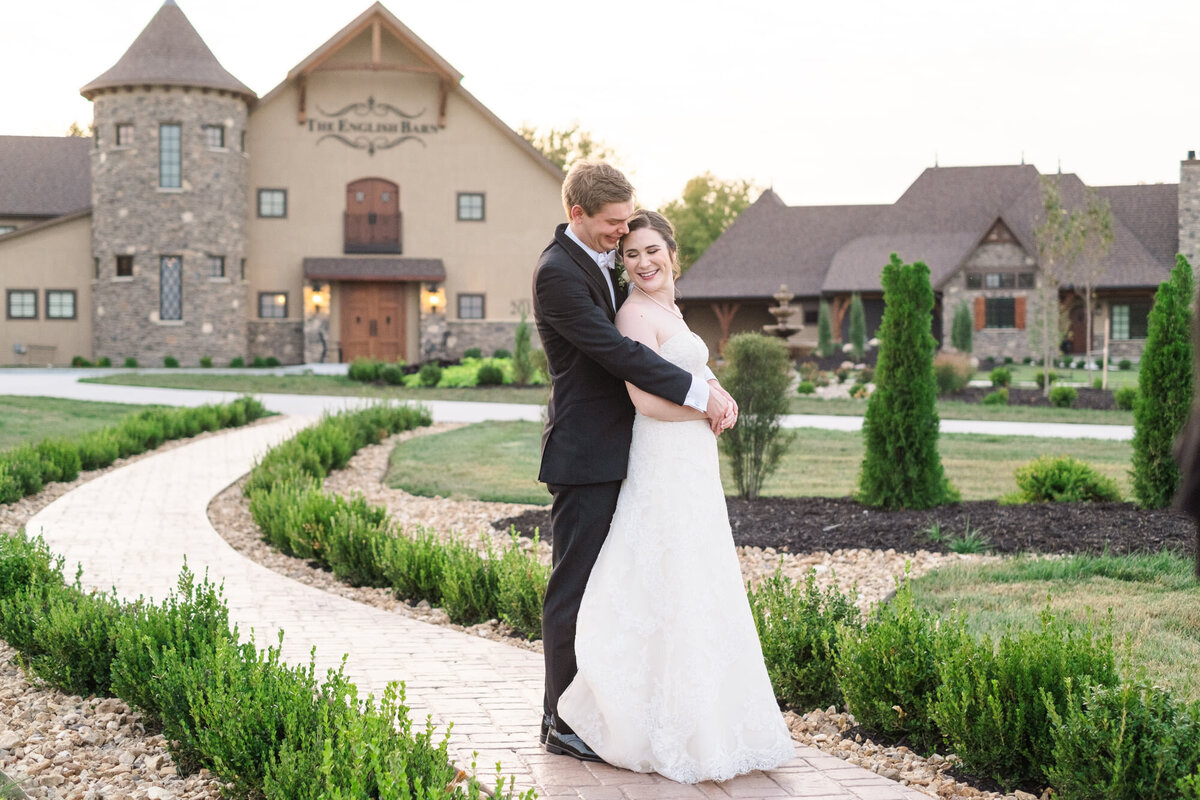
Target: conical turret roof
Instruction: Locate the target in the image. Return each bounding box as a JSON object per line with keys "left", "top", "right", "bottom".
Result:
{"left": 80, "top": 1, "right": 255, "bottom": 102}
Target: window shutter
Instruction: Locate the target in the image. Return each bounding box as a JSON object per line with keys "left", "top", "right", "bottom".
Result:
{"left": 1014, "top": 296, "right": 1027, "bottom": 330}
{"left": 974, "top": 296, "right": 985, "bottom": 331}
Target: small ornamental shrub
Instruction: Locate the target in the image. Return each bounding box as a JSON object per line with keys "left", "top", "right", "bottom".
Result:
{"left": 798, "top": 361, "right": 819, "bottom": 381}
{"left": 418, "top": 363, "right": 443, "bottom": 387}
{"left": 462, "top": 347, "right": 483, "bottom": 359}
{"left": 495, "top": 533, "right": 549, "bottom": 640}
{"left": 951, "top": 300, "right": 973, "bottom": 353}
{"left": 76, "top": 430, "right": 121, "bottom": 470}
{"left": 0, "top": 465, "right": 24, "bottom": 505}
{"left": 1047, "top": 681, "right": 1200, "bottom": 800}
{"left": 512, "top": 312, "right": 535, "bottom": 386}
{"left": 933, "top": 351, "right": 973, "bottom": 395}
{"left": 265, "top": 356, "right": 281, "bottom": 367}
{"left": 229, "top": 356, "right": 245, "bottom": 368}
{"left": 1092, "top": 378, "right": 1103, "bottom": 390}
{"left": 1119, "top": 358, "right": 1133, "bottom": 371}
{"left": 164, "top": 355, "right": 180, "bottom": 368}
{"left": 982, "top": 388, "right": 1009, "bottom": 406}
{"left": 1004, "top": 356, "right": 1014, "bottom": 364}
{"left": 440, "top": 539, "right": 498, "bottom": 625}
{"left": 492, "top": 348, "right": 512, "bottom": 359}
{"left": 1013, "top": 454, "right": 1121, "bottom": 503}
{"left": 476, "top": 363, "right": 505, "bottom": 386}
{"left": 834, "top": 366, "right": 851, "bottom": 384}
{"left": 323, "top": 507, "right": 392, "bottom": 589}
{"left": 1115, "top": 386, "right": 1137, "bottom": 411}
{"left": 858, "top": 255, "right": 958, "bottom": 509}
{"left": 718, "top": 333, "right": 796, "bottom": 500}
{"left": 860, "top": 366, "right": 875, "bottom": 383}
{"left": 796, "top": 380, "right": 816, "bottom": 395}
{"left": 835, "top": 580, "right": 956, "bottom": 753}
{"left": 848, "top": 293, "right": 866, "bottom": 360}
{"left": 1035, "top": 371, "right": 1059, "bottom": 389}
{"left": 199, "top": 355, "right": 213, "bottom": 368}
{"left": 749, "top": 570, "right": 862, "bottom": 711}
{"left": 0, "top": 533, "right": 64, "bottom": 602}
{"left": 1050, "top": 385, "right": 1078, "bottom": 408}
{"left": 1132, "top": 255, "right": 1195, "bottom": 508}
{"left": 817, "top": 299, "right": 834, "bottom": 357}
{"left": 28, "top": 587, "right": 123, "bottom": 697}
{"left": 380, "top": 364, "right": 404, "bottom": 385}
{"left": 932, "top": 607, "right": 1119, "bottom": 789}
{"left": 348, "top": 357, "right": 383, "bottom": 383}
{"left": 379, "top": 528, "right": 448, "bottom": 606}
{"left": 96, "top": 356, "right": 112, "bottom": 367}
{"left": 123, "top": 357, "right": 138, "bottom": 368}
{"left": 989, "top": 366, "right": 1012, "bottom": 387}
{"left": 70, "top": 356, "right": 92, "bottom": 367}
{"left": 35, "top": 439, "right": 81, "bottom": 484}
{"left": 1, "top": 445, "right": 44, "bottom": 496}
{"left": 252, "top": 356, "right": 268, "bottom": 368}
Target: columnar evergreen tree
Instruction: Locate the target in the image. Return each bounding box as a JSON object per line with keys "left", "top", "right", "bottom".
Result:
{"left": 857, "top": 255, "right": 959, "bottom": 509}
{"left": 849, "top": 293, "right": 866, "bottom": 360}
{"left": 511, "top": 312, "right": 534, "bottom": 385}
{"left": 817, "top": 300, "right": 834, "bottom": 358}
{"left": 951, "top": 300, "right": 973, "bottom": 353}
{"left": 718, "top": 333, "right": 796, "bottom": 500}
{"left": 1132, "top": 255, "right": 1195, "bottom": 508}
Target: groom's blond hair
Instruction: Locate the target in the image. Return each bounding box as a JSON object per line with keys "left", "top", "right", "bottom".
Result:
{"left": 562, "top": 161, "right": 634, "bottom": 218}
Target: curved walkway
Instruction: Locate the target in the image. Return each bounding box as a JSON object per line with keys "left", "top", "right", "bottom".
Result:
{"left": 23, "top": 416, "right": 929, "bottom": 799}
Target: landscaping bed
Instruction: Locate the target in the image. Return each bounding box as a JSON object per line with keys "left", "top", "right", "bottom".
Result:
{"left": 946, "top": 385, "right": 1119, "bottom": 410}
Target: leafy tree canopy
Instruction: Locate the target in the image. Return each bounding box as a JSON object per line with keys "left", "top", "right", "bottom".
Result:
{"left": 516, "top": 122, "right": 614, "bottom": 171}
{"left": 660, "top": 173, "right": 758, "bottom": 274}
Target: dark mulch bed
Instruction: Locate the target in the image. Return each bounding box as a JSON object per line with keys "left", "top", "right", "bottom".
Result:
{"left": 496, "top": 496, "right": 1196, "bottom": 557}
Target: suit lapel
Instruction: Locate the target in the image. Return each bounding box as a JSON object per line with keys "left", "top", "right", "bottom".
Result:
{"left": 554, "top": 224, "right": 616, "bottom": 317}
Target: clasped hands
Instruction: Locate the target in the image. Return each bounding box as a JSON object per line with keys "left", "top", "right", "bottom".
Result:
{"left": 705, "top": 380, "right": 739, "bottom": 435}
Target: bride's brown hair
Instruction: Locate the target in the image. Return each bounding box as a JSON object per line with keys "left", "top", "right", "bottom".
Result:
{"left": 620, "top": 209, "right": 681, "bottom": 278}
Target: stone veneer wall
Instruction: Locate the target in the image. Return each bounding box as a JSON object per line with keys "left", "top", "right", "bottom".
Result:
{"left": 941, "top": 241, "right": 1042, "bottom": 361}
{"left": 1180, "top": 157, "right": 1200, "bottom": 271}
{"left": 248, "top": 320, "right": 304, "bottom": 364}
{"left": 90, "top": 88, "right": 248, "bottom": 366}
{"left": 418, "top": 317, "right": 536, "bottom": 362}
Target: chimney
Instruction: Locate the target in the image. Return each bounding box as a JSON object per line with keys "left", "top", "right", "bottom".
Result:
{"left": 1190, "top": 150, "right": 1196, "bottom": 161}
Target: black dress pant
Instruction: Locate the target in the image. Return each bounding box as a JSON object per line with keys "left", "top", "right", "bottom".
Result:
{"left": 542, "top": 479, "right": 622, "bottom": 735}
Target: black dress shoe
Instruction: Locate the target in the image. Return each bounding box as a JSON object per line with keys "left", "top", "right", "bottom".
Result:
{"left": 544, "top": 724, "right": 605, "bottom": 763}
{"left": 539, "top": 713, "right": 551, "bottom": 745}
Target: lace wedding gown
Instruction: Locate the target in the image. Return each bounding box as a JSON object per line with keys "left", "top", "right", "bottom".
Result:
{"left": 557, "top": 331, "right": 795, "bottom": 784}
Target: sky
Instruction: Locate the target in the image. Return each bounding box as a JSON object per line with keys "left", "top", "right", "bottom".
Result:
{"left": 3, "top": 0, "right": 1198, "bottom": 210}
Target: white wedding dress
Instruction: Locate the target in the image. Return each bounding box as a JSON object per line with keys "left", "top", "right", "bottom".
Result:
{"left": 557, "top": 331, "right": 795, "bottom": 784}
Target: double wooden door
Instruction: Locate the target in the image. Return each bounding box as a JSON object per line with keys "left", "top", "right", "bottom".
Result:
{"left": 341, "top": 282, "right": 406, "bottom": 362}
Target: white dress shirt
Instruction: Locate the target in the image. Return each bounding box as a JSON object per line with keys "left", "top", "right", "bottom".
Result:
{"left": 564, "top": 223, "right": 711, "bottom": 413}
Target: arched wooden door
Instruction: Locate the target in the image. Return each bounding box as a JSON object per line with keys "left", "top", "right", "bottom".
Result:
{"left": 344, "top": 178, "right": 400, "bottom": 253}
{"left": 341, "top": 282, "right": 406, "bottom": 362}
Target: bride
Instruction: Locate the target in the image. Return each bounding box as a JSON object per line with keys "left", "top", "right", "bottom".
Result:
{"left": 556, "top": 210, "right": 795, "bottom": 784}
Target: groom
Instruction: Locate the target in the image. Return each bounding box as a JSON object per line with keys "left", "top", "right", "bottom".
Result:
{"left": 532, "top": 161, "right": 735, "bottom": 761}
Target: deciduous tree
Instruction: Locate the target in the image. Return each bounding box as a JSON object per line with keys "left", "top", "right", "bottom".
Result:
{"left": 660, "top": 173, "right": 757, "bottom": 274}
{"left": 516, "top": 122, "right": 613, "bottom": 171}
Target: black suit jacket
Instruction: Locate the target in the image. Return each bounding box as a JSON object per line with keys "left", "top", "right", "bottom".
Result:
{"left": 533, "top": 223, "right": 693, "bottom": 485}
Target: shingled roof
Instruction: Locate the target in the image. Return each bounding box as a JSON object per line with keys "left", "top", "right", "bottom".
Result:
{"left": 679, "top": 190, "right": 884, "bottom": 300}
{"left": 0, "top": 136, "right": 92, "bottom": 217}
{"left": 80, "top": 1, "right": 254, "bottom": 102}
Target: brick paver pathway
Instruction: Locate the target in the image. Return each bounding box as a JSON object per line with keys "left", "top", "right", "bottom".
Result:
{"left": 25, "top": 416, "right": 930, "bottom": 800}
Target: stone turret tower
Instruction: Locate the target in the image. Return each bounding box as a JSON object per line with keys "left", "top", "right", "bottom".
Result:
{"left": 1181, "top": 151, "right": 1200, "bottom": 271}
{"left": 81, "top": 0, "right": 255, "bottom": 366}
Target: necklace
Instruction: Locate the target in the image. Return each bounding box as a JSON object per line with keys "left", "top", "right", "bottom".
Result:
{"left": 633, "top": 284, "right": 683, "bottom": 319}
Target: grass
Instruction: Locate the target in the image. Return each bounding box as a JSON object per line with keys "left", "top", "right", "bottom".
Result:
{"left": 82, "top": 372, "right": 551, "bottom": 405}
{"left": 384, "top": 421, "right": 1134, "bottom": 505}
{"left": 786, "top": 395, "right": 1133, "bottom": 425}
{"left": 908, "top": 551, "right": 1200, "bottom": 703}
{"left": 997, "top": 362, "right": 1140, "bottom": 389}
{"left": 0, "top": 395, "right": 151, "bottom": 450}
{"left": 0, "top": 772, "right": 26, "bottom": 800}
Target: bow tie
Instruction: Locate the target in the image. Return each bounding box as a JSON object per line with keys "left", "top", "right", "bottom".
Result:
{"left": 597, "top": 251, "right": 616, "bottom": 270}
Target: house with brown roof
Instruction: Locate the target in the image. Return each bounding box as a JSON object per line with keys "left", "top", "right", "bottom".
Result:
{"left": 681, "top": 161, "right": 1193, "bottom": 363}
{"left": 0, "top": 1, "right": 563, "bottom": 366}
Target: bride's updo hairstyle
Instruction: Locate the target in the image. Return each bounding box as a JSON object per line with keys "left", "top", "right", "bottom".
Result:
{"left": 621, "top": 209, "right": 681, "bottom": 279}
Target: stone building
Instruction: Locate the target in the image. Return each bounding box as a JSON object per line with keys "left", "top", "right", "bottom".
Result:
{"left": 0, "top": 1, "right": 563, "bottom": 366}
{"left": 682, "top": 161, "right": 1191, "bottom": 363}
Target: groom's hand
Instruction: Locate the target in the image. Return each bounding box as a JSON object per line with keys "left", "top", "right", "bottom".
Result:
{"left": 706, "top": 380, "right": 739, "bottom": 434}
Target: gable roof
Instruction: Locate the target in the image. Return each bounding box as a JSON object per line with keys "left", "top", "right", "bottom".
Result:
{"left": 80, "top": 1, "right": 255, "bottom": 102}
{"left": 256, "top": 2, "right": 562, "bottom": 183}
{"left": 1096, "top": 183, "right": 1178, "bottom": 269}
{"left": 0, "top": 136, "right": 92, "bottom": 217}
{"left": 680, "top": 189, "right": 884, "bottom": 300}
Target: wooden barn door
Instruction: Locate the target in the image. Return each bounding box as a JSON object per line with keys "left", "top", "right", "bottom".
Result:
{"left": 341, "top": 282, "right": 406, "bottom": 361}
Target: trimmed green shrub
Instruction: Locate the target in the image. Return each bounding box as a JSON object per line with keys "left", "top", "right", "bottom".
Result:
{"left": 251, "top": 356, "right": 267, "bottom": 367}
{"left": 28, "top": 586, "right": 123, "bottom": 697}
{"left": 1013, "top": 455, "right": 1121, "bottom": 502}
{"left": 70, "top": 356, "right": 92, "bottom": 367}
{"left": 379, "top": 529, "right": 448, "bottom": 606}
{"left": 512, "top": 313, "right": 535, "bottom": 386}
{"left": 229, "top": 356, "right": 245, "bottom": 368}
{"left": 933, "top": 351, "right": 973, "bottom": 395}
{"left": 796, "top": 380, "right": 816, "bottom": 395}
{"left": 123, "top": 357, "right": 138, "bottom": 368}
{"left": 835, "top": 580, "right": 955, "bottom": 752}
{"left": 1, "top": 445, "right": 44, "bottom": 496}
{"left": 951, "top": 300, "right": 973, "bottom": 353}
{"left": 1115, "top": 386, "right": 1137, "bottom": 411}
{"left": 1050, "top": 385, "right": 1078, "bottom": 408}
{"left": 35, "top": 438, "right": 81, "bottom": 484}
{"left": 1132, "top": 255, "right": 1194, "bottom": 508}
{"left": 989, "top": 366, "right": 1012, "bottom": 387}
{"left": 348, "top": 357, "right": 383, "bottom": 382}
{"left": 418, "top": 363, "right": 443, "bottom": 387}
{"left": 798, "top": 360, "right": 819, "bottom": 381}
{"left": 816, "top": 299, "right": 834, "bottom": 357}
{"left": 164, "top": 355, "right": 180, "bottom": 368}
{"left": 492, "top": 348, "right": 512, "bottom": 359}
{"left": 1119, "top": 358, "right": 1133, "bottom": 371}
{"left": 0, "top": 465, "right": 21, "bottom": 505}
{"left": 0, "top": 533, "right": 65, "bottom": 602}
{"left": 265, "top": 356, "right": 281, "bottom": 367}
{"left": 495, "top": 533, "right": 548, "bottom": 640}
{"left": 749, "top": 570, "right": 861, "bottom": 711}
{"left": 848, "top": 293, "right": 866, "bottom": 360}
{"left": 932, "top": 608, "right": 1119, "bottom": 789}
{"left": 323, "top": 505, "right": 393, "bottom": 588}
{"left": 857, "top": 255, "right": 958, "bottom": 509}
{"left": 983, "top": 388, "right": 1009, "bottom": 406}
{"left": 462, "top": 347, "right": 483, "bottom": 359}
{"left": 476, "top": 363, "right": 504, "bottom": 386}
{"left": 76, "top": 429, "right": 121, "bottom": 470}
{"left": 376, "top": 364, "right": 401, "bottom": 385}
{"left": 1047, "top": 681, "right": 1200, "bottom": 800}
{"left": 718, "top": 333, "right": 796, "bottom": 500}
{"left": 1035, "top": 371, "right": 1059, "bottom": 389}
{"left": 440, "top": 540, "right": 498, "bottom": 625}
{"left": 199, "top": 355, "right": 213, "bottom": 368}
{"left": 96, "top": 356, "right": 112, "bottom": 367}
{"left": 1092, "top": 378, "right": 1103, "bottom": 390}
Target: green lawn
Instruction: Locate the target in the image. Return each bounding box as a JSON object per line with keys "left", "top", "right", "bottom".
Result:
{"left": 909, "top": 552, "right": 1200, "bottom": 703}
{"left": 787, "top": 396, "right": 1133, "bottom": 425}
{"left": 0, "top": 395, "right": 151, "bottom": 451}
{"left": 998, "top": 362, "right": 1140, "bottom": 389}
{"left": 385, "top": 420, "right": 1133, "bottom": 505}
